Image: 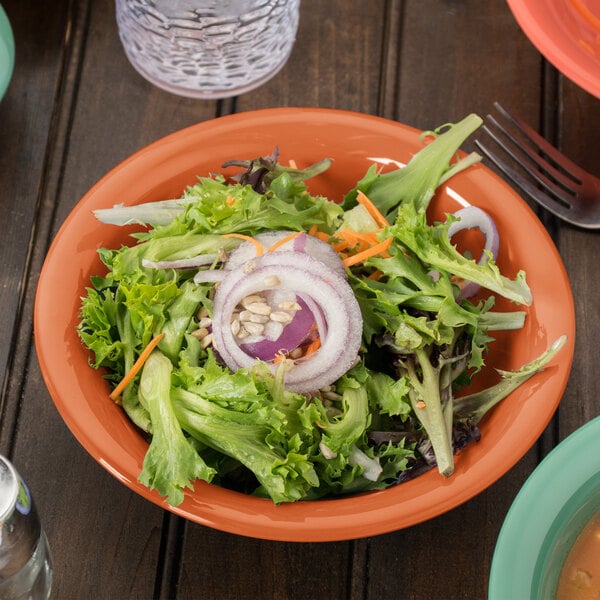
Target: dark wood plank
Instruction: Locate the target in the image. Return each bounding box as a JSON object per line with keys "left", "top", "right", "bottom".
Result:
{"left": 554, "top": 80, "right": 600, "bottom": 436}
{"left": 393, "top": 0, "right": 543, "bottom": 128}
{"left": 178, "top": 529, "right": 354, "bottom": 600}
{"left": 236, "top": 0, "right": 387, "bottom": 114}
{"left": 1, "top": 0, "right": 595, "bottom": 598}
{"left": 0, "top": 0, "right": 70, "bottom": 421}
{"left": 51, "top": 4, "right": 222, "bottom": 229}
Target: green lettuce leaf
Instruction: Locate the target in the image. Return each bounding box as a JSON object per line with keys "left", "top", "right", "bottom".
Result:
{"left": 138, "top": 351, "right": 216, "bottom": 506}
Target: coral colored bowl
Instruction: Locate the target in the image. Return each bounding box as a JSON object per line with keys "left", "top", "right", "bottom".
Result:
{"left": 34, "top": 108, "right": 574, "bottom": 541}
{"left": 507, "top": 0, "right": 600, "bottom": 98}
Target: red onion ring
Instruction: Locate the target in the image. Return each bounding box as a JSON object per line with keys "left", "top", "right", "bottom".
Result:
{"left": 142, "top": 254, "right": 219, "bottom": 270}
{"left": 447, "top": 206, "right": 499, "bottom": 300}
{"left": 239, "top": 297, "right": 316, "bottom": 360}
{"left": 211, "top": 252, "right": 362, "bottom": 394}
{"left": 225, "top": 230, "right": 346, "bottom": 276}
{"left": 192, "top": 270, "right": 228, "bottom": 284}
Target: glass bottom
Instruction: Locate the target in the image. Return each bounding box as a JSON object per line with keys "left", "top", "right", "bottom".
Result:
{"left": 124, "top": 47, "right": 294, "bottom": 100}
{"left": 0, "top": 533, "right": 52, "bottom": 600}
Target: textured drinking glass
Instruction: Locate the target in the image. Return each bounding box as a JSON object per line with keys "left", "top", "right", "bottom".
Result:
{"left": 115, "top": 0, "right": 300, "bottom": 99}
{"left": 0, "top": 457, "right": 52, "bottom": 600}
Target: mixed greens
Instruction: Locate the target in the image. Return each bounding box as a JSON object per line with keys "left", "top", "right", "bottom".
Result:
{"left": 78, "top": 115, "right": 566, "bottom": 505}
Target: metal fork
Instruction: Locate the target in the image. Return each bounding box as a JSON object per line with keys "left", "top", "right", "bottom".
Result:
{"left": 474, "top": 102, "right": 600, "bottom": 230}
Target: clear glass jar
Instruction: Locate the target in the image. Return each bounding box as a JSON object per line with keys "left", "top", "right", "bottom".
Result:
{"left": 0, "top": 457, "right": 52, "bottom": 600}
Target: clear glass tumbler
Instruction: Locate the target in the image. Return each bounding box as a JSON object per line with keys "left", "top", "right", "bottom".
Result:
{"left": 115, "top": 0, "right": 301, "bottom": 99}
{"left": 0, "top": 456, "right": 52, "bottom": 600}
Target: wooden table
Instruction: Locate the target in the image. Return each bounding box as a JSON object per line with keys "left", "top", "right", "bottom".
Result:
{"left": 0, "top": 1, "right": 598, "bottom": 598}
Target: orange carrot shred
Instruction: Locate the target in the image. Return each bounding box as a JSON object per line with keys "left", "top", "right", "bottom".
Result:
{"left": 312, "top": 231, "right": 330, "bottom": 242}
{"left": 336, "top": 228, "right": 380, "bottom": 248}
{"left": 272, "top": 352, "right": 286, "bottom": 364}
{"left": 303, "top": 338, "right": 321, "bottom": 356}
{"left": 307, "top": 225, "right": 330, "bottom": 242}
{"left": 368, "top": 269, "right": 384, "bottom": 280}
{"left": 109, "top": 333, "right": 165, "bottom": 402}
{"left": 342, "top": 237, "right": 393, "bottom": 268}
{"left": 223, "top": 233, "right": 264, "bottom": 256}
{"left": 267, "top": 231, "right": 302, "bottom": 253}
{"left": 226, "top": 195, "right": 235, "bottom": 205}
{"left": 356, "top": 190, "right": 390, "bottom": 228}
{"left": 332, "top": 240, "right": 351, "bottom": 252}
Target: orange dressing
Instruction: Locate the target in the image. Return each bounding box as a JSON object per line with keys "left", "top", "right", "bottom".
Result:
{"left": 556, "top": 510, "right": 600, "bottom": 600}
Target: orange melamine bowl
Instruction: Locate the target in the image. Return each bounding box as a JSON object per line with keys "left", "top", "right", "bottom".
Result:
{"left": 34, "top": 108, "right": 575, "bottom": 542}
{"left": 507, "top": 0, "right": 600, "bottom": 99}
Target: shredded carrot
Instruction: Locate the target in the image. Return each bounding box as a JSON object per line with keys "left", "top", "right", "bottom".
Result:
{"left": 342, "top": 237, "right": 393, "bottom": 268}
{"left": 368, "top": 269, "right": 384, "bottom": 280}
{"left": 109, "top": 333, "right": 165, "bottom": 402}
{"left": 331, "top": 239, "right": 351, "bottom": 252}
{"left": 356, "top": 190, "right": 390, "bottom": 228}
{"left": 335, "top": 228, "right": 380, "bottom": 250}
{"left": 272, "top": 352, "right": 286, "bottom": 364}
{"left": 223, "top": 233, "right": 264, "bottom": 256}
{"left": 313, "top": 230, "right": 330, "bottom": 242}
{"left": 267, "top": 231, "right": 302, "bottom": 253}
{"left": 303, "top": 337, "right": 321, "bottom": 356}
{"left": 226, "top": 195, "right": 235, "bottom": 206}
{"left": 306, "top": 225, "right": 331, "bottom": 242}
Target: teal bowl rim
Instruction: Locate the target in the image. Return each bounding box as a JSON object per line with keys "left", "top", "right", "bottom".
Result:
{"left": 489, "top": 415, "right": 600, "bottom": 599}
{"left": 0, "top": 4, "right": 15, "bottom": 101}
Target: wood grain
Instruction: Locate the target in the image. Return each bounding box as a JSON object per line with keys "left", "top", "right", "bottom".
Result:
{"left": 0, "top": 0, "right": 597, "bottom": 598}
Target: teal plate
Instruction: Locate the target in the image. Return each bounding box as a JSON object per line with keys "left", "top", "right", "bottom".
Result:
{"left": 0, "top": 4, "right": 14, "bottom": 101}
{"left": 489, "top": 415, "right": 600, "bottom": 599}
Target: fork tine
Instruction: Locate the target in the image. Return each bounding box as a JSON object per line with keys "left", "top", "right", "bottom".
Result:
{"left": 479, "top": 123, "right": 574, "bottom": 206}
{"left": 474, "top": 140, "right": 578, "bottom": 223}
{"left": 485, "top": 114, "right": 578, "bottom": 196}
{"left": 492, "top": 102, "right": 586, "bottom": 183}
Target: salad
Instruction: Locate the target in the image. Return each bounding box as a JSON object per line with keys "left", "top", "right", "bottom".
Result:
{"left": 78, "top": 114, "right": 566, "bottom": 506}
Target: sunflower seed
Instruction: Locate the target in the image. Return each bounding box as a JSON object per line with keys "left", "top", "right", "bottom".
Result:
{"left": 270, "top": 311, "right": 293, "bottom": 323}
{"left": 236, "top": 325, "right": 250, "bottom": 339}
{"left": 241, "top": 294, "right": 266, "bottom": 308}
{"left": 231, "top": 319, "right": 241, "bottom": 336}
{"left": 198, "top": 317, "right": 212, "bottom": 328}
{"left": 201, "top": 333, "right": 213, "bottom": 348}
{"left": 239, "top": 310, "right": 269, "bottom": 324}
{"left": 243, "top": 322, "right": 265, "bottom": 336}
{"left": 245, "top": 302, "right": 272, "bottom": 316}
{"left": 191, "top": 327, "right": 210, "bottom": 340}
{"left": 278, "top": 301, "right": 302, "bottom": 311}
